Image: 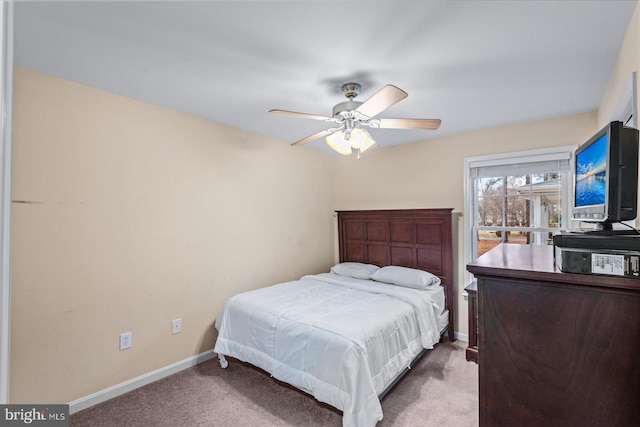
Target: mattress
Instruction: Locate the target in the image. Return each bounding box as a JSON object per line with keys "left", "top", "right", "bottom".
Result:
{"left": 214, "top": 272, "right": 447, "bottom": 427}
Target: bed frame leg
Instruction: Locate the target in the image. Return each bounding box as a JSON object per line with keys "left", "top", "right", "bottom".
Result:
{"left": 218, "top": 353, "right": 228, "bottom": 369}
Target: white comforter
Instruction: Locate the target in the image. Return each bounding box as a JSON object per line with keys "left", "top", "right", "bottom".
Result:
{"left": 213, "top": 273, "right": 445, "bottom": 427}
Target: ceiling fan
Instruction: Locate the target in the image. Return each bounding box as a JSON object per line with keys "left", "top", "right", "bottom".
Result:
{"left": 269, "top": 83, "right": 441, "bottom": 156}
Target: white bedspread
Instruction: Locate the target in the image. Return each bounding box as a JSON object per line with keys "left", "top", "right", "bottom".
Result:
{"left": 213, "top": 273, "right": 445, "bottom": 427}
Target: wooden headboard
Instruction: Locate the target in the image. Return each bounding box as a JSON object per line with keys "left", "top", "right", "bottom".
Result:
{"left": 336, "top": 208, "right": 455, "bottom": 341}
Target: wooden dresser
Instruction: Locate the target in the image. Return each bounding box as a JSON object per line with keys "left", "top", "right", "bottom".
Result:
{"left": 467, "top": 243, "right": 640, "bottom": 427}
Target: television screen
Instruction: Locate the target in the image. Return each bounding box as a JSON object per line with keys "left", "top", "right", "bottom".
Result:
{"left": 575, "top": 132, "right": 608, "bottom": 208}
{"left": 572, "top": 120, "right": 638, "bottom": 229}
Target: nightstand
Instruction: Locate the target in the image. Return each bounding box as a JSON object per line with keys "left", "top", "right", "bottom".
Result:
{"left": 465, "top": 280, "right": 478, "bottom": 363}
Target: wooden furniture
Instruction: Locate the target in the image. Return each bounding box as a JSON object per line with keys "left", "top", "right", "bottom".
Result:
{"left": 467, "top": 243, "right": 640, "bottom": 427}
{"left": 464, "top": 281, "right": 477, "bottom": 363}
{"left": 337, "top": 208, "right": 455, "bottom": 341}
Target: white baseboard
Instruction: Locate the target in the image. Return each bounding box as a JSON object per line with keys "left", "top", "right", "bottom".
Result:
{"left": 455, "top": 331, "right": 468, "bottom": 342}
{"left": 69, "top": 349, "right": 217, "bottom": 414}
{"left": 70, "top": 332, "right": 468, "bottom": 414}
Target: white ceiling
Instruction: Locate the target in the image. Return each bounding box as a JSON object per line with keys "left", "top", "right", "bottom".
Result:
{"left": 13, "top": 1, "right": 638, "bottom": 154}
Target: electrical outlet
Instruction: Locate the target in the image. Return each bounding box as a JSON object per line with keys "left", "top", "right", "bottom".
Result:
{"left": 172, "top": 318, "right": 182, "bottom": 335}
{"left": 120, "top": 332, "right": 132, "bottom": 350}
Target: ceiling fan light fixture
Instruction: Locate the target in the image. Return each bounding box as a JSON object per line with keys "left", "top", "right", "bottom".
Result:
{"left": 349, "top": 128, "right": 376, "bottom": 153}
{"left": 325, "top": 128, "right": 376, "bottom": 155}
{"left": 325, "top": 131, "right": 353, "bottom": 155}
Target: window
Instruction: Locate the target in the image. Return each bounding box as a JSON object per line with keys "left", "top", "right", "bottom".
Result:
{"left": 476, "top": 173, "right": 564, "bottom": 254}
{"left": 464, "top": 146, "right": 577, "bottom": 283}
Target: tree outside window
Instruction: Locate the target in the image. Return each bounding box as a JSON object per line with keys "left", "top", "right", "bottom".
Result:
{"left": 476, "top": 173, "right": 563, "bottom": 256}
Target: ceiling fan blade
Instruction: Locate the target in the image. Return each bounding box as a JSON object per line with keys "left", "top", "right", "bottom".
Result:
{"left": 291, "top": 128, "right": 337, "bottom": 146}
{"left": 355, "top": 85, "right": 408, "bottom": 119}
{"left": 376, "top": 118, "right": 442, "bottom": 130}
{"left": 269, "top": 109, "right": 332, "bottom": 121}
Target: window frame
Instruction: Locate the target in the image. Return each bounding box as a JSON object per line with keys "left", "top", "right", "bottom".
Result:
{"left": 611, "top": 71, "right": 637, "bottom": 128}
{"left": 463, "top": 145, "right": 577, "bottom": 286}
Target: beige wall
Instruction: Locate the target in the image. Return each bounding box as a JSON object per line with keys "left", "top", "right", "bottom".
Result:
{"left": 10, "top": 68, "right": 336, "bottom": 403}
{"left": 333, "top": 111, "right": 599, "bottom": 335}
{"left": 599, "top": 2, "right": 640, "bottom": 126}
{"left": 598, "top": 1, "right": 640, "bottom": 224}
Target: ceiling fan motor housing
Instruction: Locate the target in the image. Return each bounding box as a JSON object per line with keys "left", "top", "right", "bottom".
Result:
{"left": 332, "top": 100, "right": 363, "bottom": 119}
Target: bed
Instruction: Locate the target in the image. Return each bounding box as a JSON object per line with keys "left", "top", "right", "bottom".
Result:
{"left": 214, "top": 208, "right": 455, "bottom": 427}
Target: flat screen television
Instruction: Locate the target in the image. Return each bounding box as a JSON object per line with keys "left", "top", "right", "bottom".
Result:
{"left": 573, "top": 120, "right": 639, "bottom": 230}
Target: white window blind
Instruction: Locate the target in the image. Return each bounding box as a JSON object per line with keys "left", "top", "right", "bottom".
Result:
{"left": 469, "top": 152, "right": 571, "bottom": 178}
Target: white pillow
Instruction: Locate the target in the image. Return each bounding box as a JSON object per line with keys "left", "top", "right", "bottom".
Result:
{"left": 370, "top": 265, "right": 441, "bottom": 290}
{"left": 330, "top": 262, "right": 380, "bottom": 280}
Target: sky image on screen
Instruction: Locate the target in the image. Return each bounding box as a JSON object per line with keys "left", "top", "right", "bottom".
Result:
{"left": 575, "top": 133, "right": 608, "bottom": 207}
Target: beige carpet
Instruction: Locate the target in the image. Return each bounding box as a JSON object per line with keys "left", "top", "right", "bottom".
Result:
{"left": 70, "top": 339, "right": 478, "bottom": 426}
